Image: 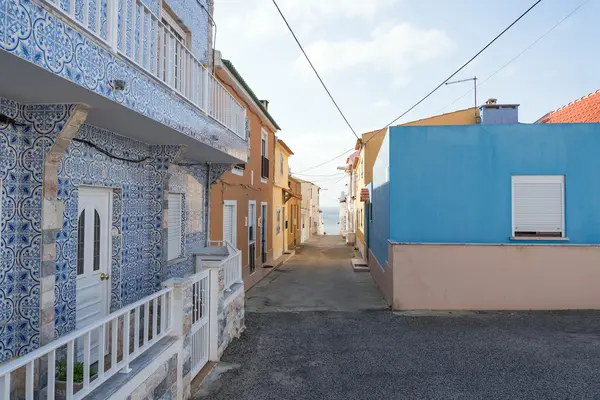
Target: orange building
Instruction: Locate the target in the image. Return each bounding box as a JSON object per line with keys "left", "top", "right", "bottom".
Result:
{"left": 210, "top": 52, "right": 281, "bottom": 290}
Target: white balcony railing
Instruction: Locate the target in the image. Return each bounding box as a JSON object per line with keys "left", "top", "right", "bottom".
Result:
{"left": 43, "top": 0, "right": 247, "bottom": 140}
{"left": 0, "top": 288, "right": 173, "bottom": 399}
{"left": 208, "top": 240, "right": 243, "bottom": 291}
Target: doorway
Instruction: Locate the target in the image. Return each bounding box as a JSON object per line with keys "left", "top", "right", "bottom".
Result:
{"left": 261, "top": 203, "right": 268, "bottom": 263}
{"left": 76, "top": 186, "right": 111, "bottom": 362}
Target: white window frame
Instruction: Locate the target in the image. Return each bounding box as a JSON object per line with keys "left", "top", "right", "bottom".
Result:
{"left": 261, "top": 129, "right": 268, "bottom": 184}
{"left": 511, "top": 175, "right": 566, "bottom": 239}
{"left": 167, "top": 193, "right": 184, "bottom": 261}
{"left": 223, "top": 200, "right": 237, "bottom": 247}
{"left": 232, "top": 165, "right": 244, "bottom": 176}
{"left": 248, "top": 200, "right": 256, "bottom": 243}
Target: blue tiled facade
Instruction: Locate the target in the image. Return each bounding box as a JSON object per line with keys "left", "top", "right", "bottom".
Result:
{"left": 0, "top": 0, "right": 244, "bottom": 363}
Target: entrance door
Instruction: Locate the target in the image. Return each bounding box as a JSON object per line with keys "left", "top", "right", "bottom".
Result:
{"left": 261, "top": 204, "right": 267, "bottom": 263}
{"left": 282, "top": 207, "right": 286, "bottom": 252}
{"left": 248, "top": 202, "right": 256, "bottom": 273}
{"left": 76, "top": 187, "right": 111, "bottom": 362}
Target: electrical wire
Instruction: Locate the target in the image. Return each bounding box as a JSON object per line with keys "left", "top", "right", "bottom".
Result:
{"left": 73, "top": 138, "right": 150, "bottom": 163}
{"left": 290, "top": 0, "right": 544, "bottom": 173}
{"left": 363, "top": 0, "right": 543, "bottom": 146}
{"left": 272, "top": 0, "right": 360, "bottom": 140}
{"left": 292, "top": 147, "right": 356, "bottom": 174}
{"left": 434, "top": 0, "right": 589, "bottom": 115}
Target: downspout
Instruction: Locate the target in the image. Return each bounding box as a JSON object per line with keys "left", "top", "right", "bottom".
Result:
{"left": 206, "top": 163, "right": 211, "bottom": 246}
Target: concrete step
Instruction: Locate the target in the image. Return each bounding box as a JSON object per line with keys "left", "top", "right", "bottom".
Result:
{"left": 351, "top": 258, "right": 369, "bottom": 272}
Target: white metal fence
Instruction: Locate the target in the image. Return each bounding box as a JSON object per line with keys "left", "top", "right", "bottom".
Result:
{"left": 0, "top": 288, "right": 173, "bottom": 400}
{"left": 189, "top": 269, "right": 211, "bottom": 378}
{"left": 42, "top": 0, "right": 246, "bottom": 139}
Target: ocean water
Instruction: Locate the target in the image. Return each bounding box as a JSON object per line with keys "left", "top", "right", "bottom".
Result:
{"left": 322, "top": 206, "right": 340, "bottom": 235}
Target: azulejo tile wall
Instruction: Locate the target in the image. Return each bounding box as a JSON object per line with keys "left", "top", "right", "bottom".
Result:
{"left": 0, "top": 0, "right": 247, "bottom": 162}
{"left": 0, "top": 99, "right": 76, "bottom": 362}
{"left": 55, "top": 124, "right": 180, "bottom": 337}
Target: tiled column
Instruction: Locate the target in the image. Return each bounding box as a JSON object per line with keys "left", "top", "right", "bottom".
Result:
{"left": 39, "top": 104, "right": 89, "bottom": 345}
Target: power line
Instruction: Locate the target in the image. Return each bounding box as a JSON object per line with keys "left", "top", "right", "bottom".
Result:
{"left": 361, "top": 0, "right": 543, "bottom": 146}
{"left": 272, "top": 0, "right": 360, "bottom": 140}
{"left": 435, "top": 0, "right": 589, "bottom": 115}
{"left": 293, "top": 147, "right": 355, "bottom": 174}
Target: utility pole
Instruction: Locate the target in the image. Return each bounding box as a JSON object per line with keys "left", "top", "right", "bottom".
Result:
{"left": 445, "top": 77, "right": 478, "bottom": 110}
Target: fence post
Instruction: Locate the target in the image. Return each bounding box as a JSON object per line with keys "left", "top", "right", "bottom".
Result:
{"left": 108, "top": 0, "right": 119, "bottom": 52}
{"left": 208, "top": 268, "right": 219, "bottom": 361}
{"left": 203, "top": 68, "right": 210, "bottom": 114}
{"left": 163, "top": 278, "right": 185, "bottom": 336}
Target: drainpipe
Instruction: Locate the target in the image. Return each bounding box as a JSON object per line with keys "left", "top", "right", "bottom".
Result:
{"left": 206, "top": 163, "right": 211, "bottom": 246}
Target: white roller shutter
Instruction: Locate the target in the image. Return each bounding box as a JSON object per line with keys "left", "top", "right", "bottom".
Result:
{"left": 512, "top": 175, "right": 564, "bottom": 236}
{"left": 168, "top": 193, "right": 183, "bottom": 260}
{"left": 223, "top": 204, "right": 234, "bottom": 245}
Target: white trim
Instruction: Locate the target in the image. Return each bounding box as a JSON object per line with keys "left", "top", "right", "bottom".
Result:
{"left": 223, "top": 200, "right": 237, "bottom": 248}
{"left": 511, "top": 175, "right": 565, "bottom": 238}
{"left": 161, "top": 6, "right": 187, "bottom": 42}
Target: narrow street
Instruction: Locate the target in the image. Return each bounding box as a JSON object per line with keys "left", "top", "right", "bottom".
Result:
{"left": 197, "top": 236, "right": 600, "bottom": 400}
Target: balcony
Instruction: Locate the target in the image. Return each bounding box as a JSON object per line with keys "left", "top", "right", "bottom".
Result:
{"left": 0, "top": 0, "right": 247, "bottom": 162}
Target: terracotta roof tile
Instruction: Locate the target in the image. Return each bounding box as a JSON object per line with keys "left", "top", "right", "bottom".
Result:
{"left": 538, "top": 89, "right": 600, "bottom": 123}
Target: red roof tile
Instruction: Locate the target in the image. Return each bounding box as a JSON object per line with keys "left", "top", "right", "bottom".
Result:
{"left": 538, "top": 89, "right": 600, "bottom": 123}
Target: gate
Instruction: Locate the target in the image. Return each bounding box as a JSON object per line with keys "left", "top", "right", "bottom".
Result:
{"left": 190, "top": 269, "right": 211, "bottom": 378}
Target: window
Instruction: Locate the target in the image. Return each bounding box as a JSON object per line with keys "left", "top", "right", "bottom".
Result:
{"left": 168, "top": 193, "right": 184, "bottom": 260}
{"left": 77, "top": 210, "right": 85, "bottom": 275}
{"left": 93, "top": 210, "right": 100, "bottom": 271}
{"left": 232, "top": 164, "right": 245, "bottom": 176}
{"left": 261, "top": 129, "right": 269, "bottom": 181}
{"left": 360, "top": 158, "right": 364, "bottom": 179}
{"left": 276, "top": 207, "right": 281, "bottom": 235}
{"left": 280, "top": 152, "right": 284, "bottom": 177}
{"left": 248, "top": 202, "right": 256, "bottom": 242}
{"left": 512, "top": 175, "right": 565, "bottom": 238}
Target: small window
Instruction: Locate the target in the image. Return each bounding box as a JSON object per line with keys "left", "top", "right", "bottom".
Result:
{"left": 77, "top": 210, "right": 85, "bottom": 275}
{"left": 232, "top": 164, "right": 245, "bottom": 176}
{"left": 93, "top": 210, "right": 100, "bottom": 271}
{"left": 276, "top": 207, "right": 281, "bottom": 235}
{"left": 280, "top": 152, "right": 284, "bottom": 176}
{"left": 512, "top": 175, "right": 565, "bottom": 238}
{"left": 168, "top": 193, "right": 184, "bottom": 260}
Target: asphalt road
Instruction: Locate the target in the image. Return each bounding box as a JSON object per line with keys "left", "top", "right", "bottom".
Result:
{"left": 198, "top": 236, "right": 600, "bottom": 400}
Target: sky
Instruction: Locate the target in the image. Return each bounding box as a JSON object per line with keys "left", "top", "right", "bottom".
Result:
{"left": 214, "top": 0, "right": 600, "bottom": 207}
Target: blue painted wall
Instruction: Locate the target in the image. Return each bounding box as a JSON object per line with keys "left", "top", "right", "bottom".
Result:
{"left": 370, "top": 129, "right": 390, "bottom": 266}
{"left": 387, "top": 123, "right": 600, "bottom": 245}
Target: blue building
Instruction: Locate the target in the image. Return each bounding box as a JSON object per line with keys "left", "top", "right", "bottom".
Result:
{"left": 369, "top": 104, "right": 600, "bottom": 310}
{"left": 0, "top": 0, "right": 247, "bottom": 363}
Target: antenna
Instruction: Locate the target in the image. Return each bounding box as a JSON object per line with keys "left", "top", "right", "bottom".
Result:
{"left": 445, "top": 77, "right": 478, "bottom": 110}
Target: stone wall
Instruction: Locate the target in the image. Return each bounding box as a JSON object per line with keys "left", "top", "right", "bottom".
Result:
{"left": 217, "top": 285, "right": 244, "bottom": 358}
{"left": 126, "top": 353, "right": 178, "bottom": 400}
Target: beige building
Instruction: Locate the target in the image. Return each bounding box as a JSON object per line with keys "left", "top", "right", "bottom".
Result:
{"left": 272, "top": 139, "right": 295, "bottom": 260}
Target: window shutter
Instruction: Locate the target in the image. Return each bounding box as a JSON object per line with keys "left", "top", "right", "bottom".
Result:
{"left": 168, "top": 193, "right": 183, "bottom": 260}
{"left": 223, "top": 205, "right": 234, "bottom": 244}
{"left": 512, "top": 176, "right": 564, "bottom": 235}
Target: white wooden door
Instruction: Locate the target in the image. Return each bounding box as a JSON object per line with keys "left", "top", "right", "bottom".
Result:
{"left": 223, "top": 202, "right": 236, "bottom": 246}
{"left": 76, "top": 187, "right": 111, "bottom": 362}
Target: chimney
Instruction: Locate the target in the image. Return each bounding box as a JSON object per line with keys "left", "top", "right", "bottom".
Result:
{"left": 479, "top": 98, "right": 519, "bottom": 125}
{"left": 260, "top": 100, "right": 269, "bottom": 110}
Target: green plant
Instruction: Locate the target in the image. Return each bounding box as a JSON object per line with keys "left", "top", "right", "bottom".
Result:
{"left": 56, "top": 360, "right": 94, "bottom": 384}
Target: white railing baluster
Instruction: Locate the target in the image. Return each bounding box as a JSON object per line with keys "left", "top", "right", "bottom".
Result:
{"left": 152, "top": 297, "right": 158, "bottom": 341}
{"left": 121, "top": 0, "right": 127, "bottom": 52}
{"left": 69, "top": 0, "right": 75, "bottom": 16}
{"left": 111, "top": 319, "right": 118, "bottom": 370}
{"left": 25, "top": 361, "right": 33, "bottom": 400}
{"left": 83, "top": 0, "right": 89, "bottom": 29}
{"left": 98, "top": 324, "right": 106, "bottom": 381}
{"left": 122, "top": 310, "right": 131, "bottom": 373}
{"left": 48, "top": 350, "right": 56, "bottom": 399}
{"left": 95, "top": 0, "right": 101, "bottom": 37}
{"left": 143, "top": 302, "right": 150, "bottom": 346}
{"left": 134, "top": 306, "right": 140, "bottom": 353}
{"left": 130, "top": 0, "right": 136, "bottom": 58}
{"left": 160, "top": 293, "right": 166, "bottom": 334}
{"left": 145, "top": 11, "right": 150, "bottom": 69}
{"left": 66, "top": 341, "right": 75, "bottom": 399}
{"left": 83, "top": 331, "right": 91, "bottom": 389}
{"left": 0, "top": 288, "right": 174, "bottom": 398}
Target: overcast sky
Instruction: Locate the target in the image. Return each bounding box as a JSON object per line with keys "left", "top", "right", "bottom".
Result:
{"left": 214, "top": 0, "right": 600, "bottom": 207}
